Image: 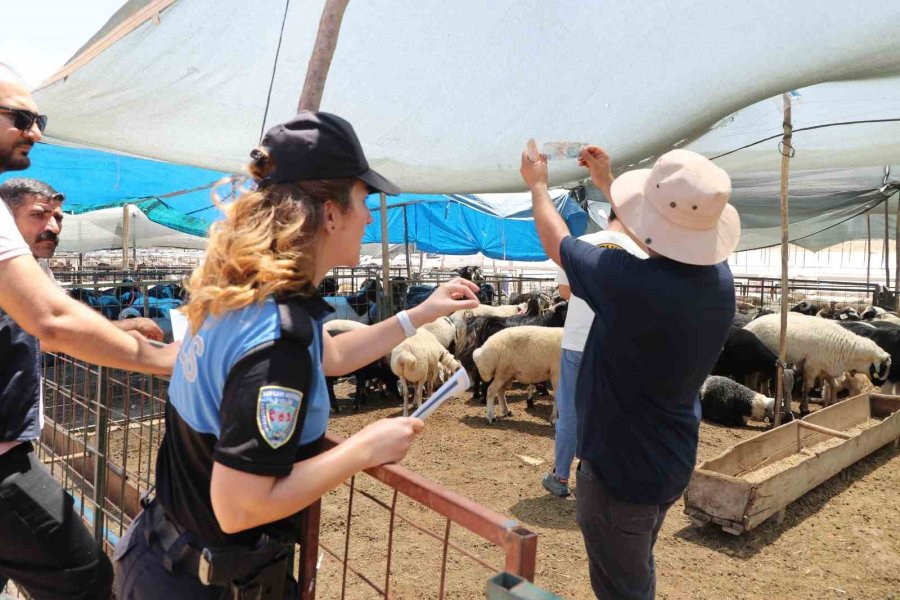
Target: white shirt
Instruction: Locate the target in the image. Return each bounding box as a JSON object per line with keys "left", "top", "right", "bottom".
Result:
{"left": 0, "top": 198, "right": 29, "bottom": 263}
{"left": 556, "top": 230, "right": 648, "bottom": 351}
{"left": 38, "top": 259, "right": 63, "bottom": 289}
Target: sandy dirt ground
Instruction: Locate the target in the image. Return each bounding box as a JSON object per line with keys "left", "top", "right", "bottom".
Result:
{"left": 315, "top": 382, "right": 900, "bottom": 600}
{"left": 46, "top": 380, "right": 898, "bottom": 600}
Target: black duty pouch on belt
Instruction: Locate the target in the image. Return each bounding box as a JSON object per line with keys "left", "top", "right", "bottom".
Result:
{"left": 199, "top": 535, "right": 289, "bottom": 600}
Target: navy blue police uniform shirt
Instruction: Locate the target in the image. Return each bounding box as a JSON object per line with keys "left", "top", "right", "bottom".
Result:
{"left": 156, "top": 294, "right": 333, "bottom": 546}
{"left": 0, "top": 309, "right": 43, "bottom": 443}
{"left": 559, "top": 235, "right": 734, "bottom": 505}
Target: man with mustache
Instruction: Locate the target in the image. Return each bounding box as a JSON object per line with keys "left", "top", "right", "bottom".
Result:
{"left": 0, "top": 178, "right": 164, "bottom": 342}
{"left": 0, "top": 65, "right": 176, "bottom": 599}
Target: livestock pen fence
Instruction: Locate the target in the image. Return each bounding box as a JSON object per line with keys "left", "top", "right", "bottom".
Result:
{"left": 4, "top": 351, "right": 538, "bottom": 599}
{"left": 334, "top": 269, "right": 895, "bottom": 318}
{"left": 326, "top": 266, "right": 562, "bottom": 318}
{"left": 733, "top": 276, "right": 892, "bottom": 312}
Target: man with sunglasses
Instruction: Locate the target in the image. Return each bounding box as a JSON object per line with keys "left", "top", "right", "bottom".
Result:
{"left": 0, "top": 68, "right": 178, "bottom": 599}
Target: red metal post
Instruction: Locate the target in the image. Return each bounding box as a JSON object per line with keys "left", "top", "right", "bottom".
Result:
{"left": 298, "top": 500, "right": 322, "bottom": 600}
{"left": 503, "top": 526, "right": 539, "bottom": 581}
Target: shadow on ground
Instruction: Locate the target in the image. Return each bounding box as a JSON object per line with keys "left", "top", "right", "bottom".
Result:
{"left": 508, "top": 495, "right": 580, "bottom": 531}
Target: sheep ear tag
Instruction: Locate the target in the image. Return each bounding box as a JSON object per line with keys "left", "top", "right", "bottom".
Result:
{"left": 256, "top": 386, "right": 303, "bottom": 449}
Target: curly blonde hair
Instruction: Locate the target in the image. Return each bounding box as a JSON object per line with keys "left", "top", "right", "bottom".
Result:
{"left": 185, "top": 148, "right": 356, "bottom": 333}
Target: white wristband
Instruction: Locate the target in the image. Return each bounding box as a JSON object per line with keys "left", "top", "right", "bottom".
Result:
{"left": 396, "top": 310, "right": 417, "bottom": 337}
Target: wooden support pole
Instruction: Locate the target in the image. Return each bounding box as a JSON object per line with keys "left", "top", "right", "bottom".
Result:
{"left": 894, "top": 192, "right": 899, "bottom": 311}
{"left": 297, "top": 0, "right": 351, "bottom": 112}
{"left": 774, "top": 94, "right": 793, "bottom": 427}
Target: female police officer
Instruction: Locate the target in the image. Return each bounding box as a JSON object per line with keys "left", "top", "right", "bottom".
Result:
{"left": 112, "top": 112, "right": 480, "bottom": 599}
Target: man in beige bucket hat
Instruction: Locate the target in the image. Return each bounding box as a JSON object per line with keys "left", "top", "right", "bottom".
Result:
{"left": 521, "top": 146, "right": 739, "bottom": 600}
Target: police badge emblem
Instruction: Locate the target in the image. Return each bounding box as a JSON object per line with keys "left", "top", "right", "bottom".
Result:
{"left": 256, "top": 386, "right": 303, "bottom": 449}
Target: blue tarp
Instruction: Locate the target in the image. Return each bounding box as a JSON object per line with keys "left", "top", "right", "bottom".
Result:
{"left": 363, "top": 193, "right": 586, "bottom": 261}
{"left": 0, "top": 143, "right": 229, "bottom": 237}
{"left": 1, "top": 143, "right": 587, "bottom": 260}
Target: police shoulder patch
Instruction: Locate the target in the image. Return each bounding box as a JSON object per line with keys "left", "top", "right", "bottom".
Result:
{"left": 596, "top": 242, "right": 623, "bottom": 250}
{"left": 256, "top": 385, "right": 304, "bottom": 449}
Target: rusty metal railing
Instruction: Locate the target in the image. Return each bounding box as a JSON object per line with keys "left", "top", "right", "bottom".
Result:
{"left": 303, "top": 433, "right": 537, "bottom": 599}
{"left": 11, "top": 353, "right": 539, "bottom": 599}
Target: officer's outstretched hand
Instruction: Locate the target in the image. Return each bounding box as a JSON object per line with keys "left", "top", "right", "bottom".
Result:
{"left": 415, "top": 277, "right": 480, "bottom": 323}
{"left": 352, "top": 417, "right": 425, "bottom": 468}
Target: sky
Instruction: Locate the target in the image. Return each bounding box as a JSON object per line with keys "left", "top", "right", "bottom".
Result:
{"left": 1, "top": 0, "right": 124, "bottom": 89}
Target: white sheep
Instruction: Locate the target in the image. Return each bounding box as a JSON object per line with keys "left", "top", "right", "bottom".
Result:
{"left": 452, "top": 302, "right": 525, "bottom": 321}
{"left": 420, "top": 316, "right": 457, "bottom": 350}
{"left": 390, "top": 329, "right": 460, "bottom": 416}
{"left": 745, "top": 313, "right": 891, "bottom": 414}
{"left": 832, "top": 372, "right": 880, "bottom": 399}
{"left": 472, "top": 326, "right": 563, "bottom": 423}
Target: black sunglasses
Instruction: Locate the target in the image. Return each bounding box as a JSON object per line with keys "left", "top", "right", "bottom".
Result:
{"left": 0, "top": 105, "right": 47, "bottom": 133}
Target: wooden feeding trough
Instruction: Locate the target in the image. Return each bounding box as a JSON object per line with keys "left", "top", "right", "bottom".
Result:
{"left": 684, "top": 393, "right": 900, "bottom": 535}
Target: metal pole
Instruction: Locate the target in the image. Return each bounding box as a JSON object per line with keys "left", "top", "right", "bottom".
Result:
{"left": 867, "top": 213, "right": 872, "bottom": 289}
{"left": 121, "top": 205, "right": 130, "bottom": 270}
{"left": 93, "top": 367, "right": 109, "bottom": 543}
{"left": 402, "top": 205, "right": 412, "bottom": 280}
{"left": 298, "top": 500, "right": 321, "bottom": 600}
{"left": 774, "top": 94, "right": 793, "bottom": 427}
{"left": 297, "top": 0, "right": 351, "bottom": 112}
{"left": 885, "top": 193, "right": 891, "bottom": 294}
{"left": 380, "top": 192, "right": 392, "bottom": 320}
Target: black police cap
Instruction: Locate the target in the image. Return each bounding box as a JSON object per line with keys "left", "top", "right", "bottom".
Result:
{"left": 259, "top": 111, "right": 400, "bottom": 195}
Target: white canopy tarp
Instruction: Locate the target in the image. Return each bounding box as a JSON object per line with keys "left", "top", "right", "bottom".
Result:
{"left": 685, "top": 77, "right": 900, "bottom": 173}
{"left": 58, "top": 204, "right": 207, "bottom": 252}
{"left": 34, "top": 0, "right": 900, "bottom": 193}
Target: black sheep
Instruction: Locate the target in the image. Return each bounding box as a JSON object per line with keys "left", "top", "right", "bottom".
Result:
{"left": 325, "top": 329, "right": 399, "bottom": 412}
{"left": 699, "top": 376, "right": 780, "bottom": 426}
{"left": 711, "top": 327, "right": 779, "bottom": 392}
{"left": 790, "top": 301, "right": 818, "bottom": 316}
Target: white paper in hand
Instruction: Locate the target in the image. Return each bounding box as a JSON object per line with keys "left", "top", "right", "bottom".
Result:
{"left": 411, "top": 368, "right": 471, "bottom": 420}
{"left": 169, "top": 308, "right": 189, "bottom": 342}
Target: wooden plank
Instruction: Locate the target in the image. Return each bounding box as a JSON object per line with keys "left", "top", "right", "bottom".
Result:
{"left": 40, "top": 418, "right": 142, "bottom": 519}
{"left": 803, "top": 393, "right": 872, "bottom": 433}
{"left": 870, "top": 394, "right": 900, "bottom": 418}
{"left": 683, "top": 470, "right": 753, "bottom": 523}
{"left": 701, "top": 422, "right": 802, "bottom": 476}
{"left": 41, "top": 0, "right": 179, "bottom": 88}
{"left": 743, "top": 408, "right": 900, "bottom": 530}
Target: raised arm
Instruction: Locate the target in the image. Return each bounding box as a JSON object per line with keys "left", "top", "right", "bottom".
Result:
{"left": 520, "top": 151, "right": 569, "bottom": 266}
{"left": 321, "top": 277, "right": 479, "bottom": 376}
{"left": 0, "top": 254, "right": 177, "bottom": 374}
{"left": 579, "top": 146, "right": 615, "bottom": 203}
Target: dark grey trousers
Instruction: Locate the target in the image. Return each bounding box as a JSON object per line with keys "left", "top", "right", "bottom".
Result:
{"left": 575, "top": 460, "right": 676, "bottom": 600}
{"left": 0, "top": 442, "right": 113, "bottom": 600}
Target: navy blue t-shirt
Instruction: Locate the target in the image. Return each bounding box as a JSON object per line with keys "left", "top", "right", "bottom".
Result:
{"left": 560, "top": 235, "right": 734, "bottom": 505}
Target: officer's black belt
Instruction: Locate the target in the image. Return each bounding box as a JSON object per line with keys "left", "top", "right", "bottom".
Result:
{"left": 143, "top": 500, "right": 204, "bottom": 577}
{"left": 142, "top": 499, "right": 291, "bottom": 593}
